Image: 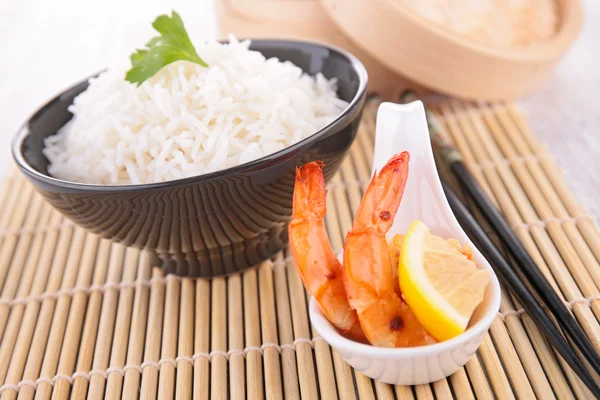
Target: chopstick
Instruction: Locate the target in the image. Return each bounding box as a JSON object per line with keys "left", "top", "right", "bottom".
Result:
{"left": 400, "top": 92, "right": 600, "bottom": 375}
{"left": 442, "top": 184, "right": 600, "bottom": 398}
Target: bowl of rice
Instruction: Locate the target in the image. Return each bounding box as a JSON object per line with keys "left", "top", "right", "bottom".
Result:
{"left": 12, "top": 37, "right": 367, "bottom": 277}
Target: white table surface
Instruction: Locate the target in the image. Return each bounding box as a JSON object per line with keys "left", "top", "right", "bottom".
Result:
{"left": 1, "top": 0, "right": 597, "bottom": 219}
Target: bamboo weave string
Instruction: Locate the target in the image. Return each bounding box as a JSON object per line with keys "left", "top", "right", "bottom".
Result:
{"left": 0, "top": 102, "right": 598, "bottom": 399}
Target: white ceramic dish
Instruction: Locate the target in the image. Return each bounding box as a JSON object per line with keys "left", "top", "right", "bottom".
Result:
{"left": 309, "top": 101, "right": 502, "bottom": 385}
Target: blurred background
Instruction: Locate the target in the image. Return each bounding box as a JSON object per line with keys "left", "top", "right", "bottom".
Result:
{"left": 0, "top": 0, "right": 597, "bottom": 218}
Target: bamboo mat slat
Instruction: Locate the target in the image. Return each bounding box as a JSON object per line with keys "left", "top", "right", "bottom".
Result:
{"left": 0, "top": 100, "right": 598, "bottom": 399}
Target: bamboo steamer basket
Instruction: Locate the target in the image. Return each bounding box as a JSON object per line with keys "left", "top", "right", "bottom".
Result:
{"left": 321, "top": 0, "right": 583, "bottom": 100}
{"left": 216, "top": 0, "right": 428, "bottom": 100}
{"left": 217, "top": 0, "right": 582, "bottom": 101}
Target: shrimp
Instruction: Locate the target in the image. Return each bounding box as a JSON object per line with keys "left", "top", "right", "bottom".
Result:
{"left": 343, "top": 152, "right": 436, "bottom": 347}
{"left": 288, "top": 161, "right": 366, "bottom": 342}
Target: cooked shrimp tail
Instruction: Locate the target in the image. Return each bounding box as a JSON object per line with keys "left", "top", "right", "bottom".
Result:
{"left": 289, "top": 161, "right": 365, "bottom": 341}
{"left": 344, "top": 152, "right": 435, "bottom": 347}
{"left": 352, "top": 152, "right": 409, "bottom": 234}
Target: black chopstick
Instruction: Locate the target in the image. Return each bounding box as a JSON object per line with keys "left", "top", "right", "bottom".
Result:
{"left": 443, "top": 184, "right": 600, "bottom": 398}
{"left": 400, "top": 92, "right": 600, "bottom": 375}
{"left": 450, "top": 161, "right": 600, "bottom": 371}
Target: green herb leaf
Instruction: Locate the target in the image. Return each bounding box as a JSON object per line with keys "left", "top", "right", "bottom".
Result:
{"left": 125, "top": 11, "right": 208, "bottom": 86}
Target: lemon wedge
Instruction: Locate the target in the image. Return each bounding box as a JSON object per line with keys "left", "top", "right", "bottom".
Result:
{"left": 399, "top": 220, "right": 490, "bottom": 341}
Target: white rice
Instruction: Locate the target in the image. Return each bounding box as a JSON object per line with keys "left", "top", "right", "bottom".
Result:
{"left": 43, "top": 37, "right": 349, "bottom": 185}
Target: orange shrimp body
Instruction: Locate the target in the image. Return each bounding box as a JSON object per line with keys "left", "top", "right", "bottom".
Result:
{"left": 289, "top": 161, "right": 366, "bottom": 341}
{"left": 343, "top": 152, "right": 435, "bottom": 347}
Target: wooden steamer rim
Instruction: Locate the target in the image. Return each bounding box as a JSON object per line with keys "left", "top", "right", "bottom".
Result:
{"left": 320, "top": 0, "right": 583, "bottom": 100}
{"left": 221, "top": 0, "right": 329, "bottom": 24}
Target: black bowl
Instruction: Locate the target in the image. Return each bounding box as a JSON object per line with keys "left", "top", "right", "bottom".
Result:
{"left": 12, "top": 39, "right": 368, "bottom": 277}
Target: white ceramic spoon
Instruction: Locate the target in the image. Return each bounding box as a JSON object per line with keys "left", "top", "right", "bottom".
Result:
{"left": 309, "top": 101, "right": 501, "bottom": 386}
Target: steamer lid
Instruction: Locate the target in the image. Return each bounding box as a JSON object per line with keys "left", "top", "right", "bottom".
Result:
{"left": 319, "top": 0, "right": 582, "bottom": 100}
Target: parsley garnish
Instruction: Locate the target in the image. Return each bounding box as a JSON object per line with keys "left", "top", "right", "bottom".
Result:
{"left": 125, "top": 11, "right": 208, "bottom": 86}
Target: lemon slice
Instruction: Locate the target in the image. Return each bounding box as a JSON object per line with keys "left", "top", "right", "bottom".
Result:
{"left": 399, "top": 220, "right": 490, "bottom": 341}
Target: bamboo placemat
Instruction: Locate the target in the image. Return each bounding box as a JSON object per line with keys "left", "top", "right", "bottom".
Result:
{"left": 0, "top": 99, "right": 599, "bottom": 399}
